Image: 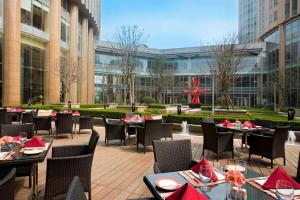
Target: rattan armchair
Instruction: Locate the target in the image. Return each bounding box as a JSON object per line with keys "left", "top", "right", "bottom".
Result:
{"left": 201, "top": 121, "right": 234, "bottom": 161}
{"left": 0, "top": 168, "right": 16, "bottom": 200}
{"left": 45, "top": 130, "right": 99, "bottom": 200}
{"left": 79, "top": 116, "right": 93, "bottom": 134}
{"left": 248, "top": 126, "right": 288, "bottom": 168}
{"left": 33, "top": 116, "right": 52, "bottom": 136}
{"left": 65, "top": 176, "right": 87, "bottom": 200}
{"left": 1, "top": 124, "right": 35, "bottom": 188}
{"left": 152, "top": 140, "right": 197, "bottom": 174}
{"left": 103, "top": 116, "right": 126, "bottom": 146}
{"left": 55, "top": 113, "right": 74, "bottom": 138}
{"left": 22, "top": 111, "right": 35, "bottom": 124}
{"left": 0, "top": 109, "right": 12, "bottom": 125}
{"left": 137, "top": 119, "right": 172, "bottom": 154}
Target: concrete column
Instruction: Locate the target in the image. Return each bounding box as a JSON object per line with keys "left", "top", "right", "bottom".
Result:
{"left": 87, "top": 27, "right": 95, "bottom": 104}
{"left": 45, "top": 0, "right": 61, "bottom": 104}
{"left": 69, "top": 3, "right": 78, "bottom": 103}
{"left": 79, "top": 18, "right": 88, "bottom": 103}
{"left": 278, "top": 24, "right": 286, "bottom": 108}
{"left": 3, "top": 0, "right": 21, "bottom": 105}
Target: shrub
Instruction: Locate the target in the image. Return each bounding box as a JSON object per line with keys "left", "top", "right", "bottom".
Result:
{"left": 80, "top": 104, "right": 104, "bottom": 108}
{"left": 141, "top": 96, "right": 158, "bottom": 105}
{"left": 148, "top": 104, "right": 167, "bottom": 109}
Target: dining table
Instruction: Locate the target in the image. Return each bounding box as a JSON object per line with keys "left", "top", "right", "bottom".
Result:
{"left": 0, "top": 138, "right": 53, "bottom": 199}
{"left": 144, "top": 169, "right": 276, "bottom": 200}
{"left": 216, "top": 123, "right": 270, "bottom": 148}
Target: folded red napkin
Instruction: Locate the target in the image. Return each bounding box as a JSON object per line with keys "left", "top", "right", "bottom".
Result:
{"left": 52, "top": 111, "right": 57, "bottom": 116}
{"left": 73, "top": 111, "right": 80, "bottom": 115}
{"left": 145, "top": 115, "right": 153, "bottom": 120}
{"left": 222, "top": 120, "right": 233, "bottom": 128}
{"left": 166, "top": 183, "right": 208, "bottom": 200}
{"left": 243, "top": 121, "right": 256, "bottom": 128}
{"left": 16, "top": 108, "right": 24, "bottom": 111}
{"left": 190, "top": 159, "right": 218, "bottom": 182}
{"left": 24, "top": 136, "right": 45, "bottom": 148}
{"left": 263, "top": 167, "right": 300, "bottom": 189}
{"left": 13, "top": 136, "right": 23, "bottom": 141}
{"left": 123, "top": 116, "right": 131, "bottom": 121}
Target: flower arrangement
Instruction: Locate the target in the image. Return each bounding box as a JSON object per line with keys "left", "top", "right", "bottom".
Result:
{"left": 225, "top": 170, "right": 245, "bottom": 187}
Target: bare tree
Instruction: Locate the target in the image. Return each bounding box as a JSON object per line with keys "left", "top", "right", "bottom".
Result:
{"left": 206, "top": 33, "right": 246, "bottom": 109}
{"left": 54, "top": 55, "right": 80, "bottom": 103}
{"left": 110, "top": 25, "right": 144, "bottom": 104}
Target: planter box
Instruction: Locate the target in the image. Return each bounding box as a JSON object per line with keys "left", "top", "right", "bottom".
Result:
{"left": 214, "top": 109, "right": 247, "bottom": 116}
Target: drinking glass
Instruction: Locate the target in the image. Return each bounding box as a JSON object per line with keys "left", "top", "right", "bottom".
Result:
{"left": 235, "top": 160, "right": 247, "bottom": 176}
{"left": 276, "top": 180, "right": 294, "bottom": 200}
{"left": 199, "top": 165, "right": 212, "bottom": 192}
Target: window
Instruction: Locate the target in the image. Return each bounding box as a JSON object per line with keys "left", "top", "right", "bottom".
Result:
{"left": 273, "top": 11, "right": 278, "bottom": 21}
{"left": 292, "top": 0, "right": 298, "bottom": 15}
{"left": 269, "top": 14, "right": 273, "bottom": 24}
{"left": 285, "top": 0, "right": 291, "bottom": 19}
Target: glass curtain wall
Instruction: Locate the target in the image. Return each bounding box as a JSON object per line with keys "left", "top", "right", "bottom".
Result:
{"left": 21, "top": 44, "right": 44, "bottom": 103}
{"left": 285, "top": 19, "right": 300, "bottom": 106}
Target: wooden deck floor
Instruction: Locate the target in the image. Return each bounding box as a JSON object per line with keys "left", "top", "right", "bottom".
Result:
{"left": 15, "top": 126, "right": 300, "bottom": 200}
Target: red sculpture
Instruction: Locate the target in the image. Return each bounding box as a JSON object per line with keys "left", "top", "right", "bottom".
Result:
{"left": 184, "top": 77, "right": 209, "bottom": 104}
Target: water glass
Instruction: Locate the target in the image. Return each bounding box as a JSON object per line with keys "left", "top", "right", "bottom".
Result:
{"left": 276, "top": 180, "right": 294, "bottom": 200}
{"left": 235, "top": 160, "right": 247, "bottom": 176}
{"left": 199, "top": 165, "right": 212, "bottom": 192}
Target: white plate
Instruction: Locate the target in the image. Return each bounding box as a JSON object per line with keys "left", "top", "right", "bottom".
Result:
{"left": 155, "top": 178, "right": 181, "bottom": 191}
{"left": 23, "top": 149, "right": 44, "bottom": 155}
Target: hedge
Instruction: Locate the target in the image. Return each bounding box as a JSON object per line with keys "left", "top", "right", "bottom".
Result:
{"left": 80, "top": 104, "right": 104, "bottom": 108}
{"left": 148, "top": 104, "right": 167, "bottom": 109}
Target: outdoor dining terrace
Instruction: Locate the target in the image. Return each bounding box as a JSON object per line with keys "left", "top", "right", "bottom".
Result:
{"left": 0, "top": 106, "right": 299, "bottom": 199}
{"left": 12, "top": 126, "right": 300, "bottom": 200}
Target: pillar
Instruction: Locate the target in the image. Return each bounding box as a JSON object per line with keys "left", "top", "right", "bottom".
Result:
{"left": 278, "top": 24, "right": 286, "bottom": 108}
{"left": 79, "top": 17, "right": 88, "bottom": 103}
{"left": 87, "top": 27, "right": 95, "bottom": 104}
{"left": 45, "top": 0, "right": 61, "bottom": 104}
{"left": 3, "top": 0, "right": 21, "bottom": 106}
{"left": 69, "top": 3, "right": 78, "bottom": 103}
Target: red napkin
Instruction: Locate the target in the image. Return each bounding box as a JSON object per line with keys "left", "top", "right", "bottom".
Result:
{"left": 52, "top": 111, "right": 57, "bottom": 116}
{"left": 166, "top": 183, "right": 208, "bottom": 200}
{"left": 145, "top": 115, "right": 153, "bottom": 120}
{"left": 16, "top": 108, "right": 24, "bottom": 111}
{"left": 222, "top": 120, "right": 233, "bottom": 128}
{"left": 24, "top": 136, "right": 45, "bottom": 148}
{"left": 243, "top": 121, "right": 256, "bottom": 128}
{"left": 263, "top": 167, "right": 300, "bottom": 189}
{"left": 190, "top": 159, "right": 218, "bottom": 182}
{"left": 13, "top": 136, "right": 23, "bottom": 141}
{"left": 123, "top": 116, "right": 131, "bottom": 121}
{"left": 73, "top": 111, "right": 80, "bottom": 115}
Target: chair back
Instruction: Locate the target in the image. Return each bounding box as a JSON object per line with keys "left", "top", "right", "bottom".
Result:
{"left": 65, "top": 176, "right": 87, "bottom": 200}
{"left": 45, "top": 154, "right": 93, "bottom": 200}
{"left": 153, "top": 140, "right": 192, "bottom": 172}
{"left": 22, "top": 112, "right": 34, "bottom": 124}
{"left": 202, "top": 117, "right": 214, "bottom": 123}
{"left": 0, "top": 168, "right": 16, "bottom": 200}
{"left": 88, "top": 129, "right": 100, "bottom": 154}
{"left": 144, "top": 119, "right": 163, "bottom": 139}
{"left": 1, "top": 124, "right": 34, "bottom": 138}
{"left": 56, "top": 113, "right": 73, "bottom": 134}
{"left": 102, "top": 116, "right": 107, "bottom": 126}
{"left": 273, "top": 126, "right": 288, "bottom": 150}
{"left": 253, "top": 119, "right": 272, "bottom": 128}
{"left": 201, "top": 122, "right": 218, "bottom": 150}
{"left": 0, "top": 109, "right": 11, "bottom": 125}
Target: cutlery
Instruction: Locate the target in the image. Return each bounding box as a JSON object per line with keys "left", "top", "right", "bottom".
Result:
{"left": 182, "top": 171, "right": 201, "bottom": 184}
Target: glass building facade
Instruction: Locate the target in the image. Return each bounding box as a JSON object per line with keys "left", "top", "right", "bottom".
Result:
{"left": 95, "top": 43, "right": 266, "bottom": 106}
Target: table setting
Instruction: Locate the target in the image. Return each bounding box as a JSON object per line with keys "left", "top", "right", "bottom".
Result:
{"left": 144, "top": 158, "right": 300, "bottom": 200}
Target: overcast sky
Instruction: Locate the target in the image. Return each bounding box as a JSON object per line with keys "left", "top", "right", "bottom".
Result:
{"left": 101, "top": 0, "right": 238, "bottom": 49}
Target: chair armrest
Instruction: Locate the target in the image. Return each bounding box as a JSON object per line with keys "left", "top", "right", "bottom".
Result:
{"left": 250, "top": 134, "right": 273, "bottom": 140}
{"left": 52, "top": 145, "right": 89, "bottom": 158}
{"left": 153, "top": 162, "right": 161, "bottom": 174}
{"left": 217, "top": 131, "right": 233, "bottom": 135}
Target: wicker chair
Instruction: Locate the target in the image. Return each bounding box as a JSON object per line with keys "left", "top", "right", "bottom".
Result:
{"left": 152, "top": 140, "right": 197, "bottom": 174}
{"left": 248, "top": 126, "right": 288, "bottom": 168}
{"left": 202, "top": 117, "right": 215, "bottom": 123}
{"left": 65, "top": 176, "right": 87, "bottom": 200}
{"left": 103, "top": 116, "right": 126, "bottom": 146}
{"left": 137, "top": 119, "right": 172, "bottom": 154}
{"left": 1, "top": 124, "right": 35, "bottom": 188}
{"left": 55, "top": 113, "right": 74, "bottom": 138}
{"left": 21, "top": 110, "right": 38, "bottom": 124}
{"left": 79, "top": 116, "right": 93, "bottom": 134}
{"left": 33, "top": 116, "right": 52, "bottom": 136}
{"left": 201, "top": 121, "right": 234, "bottom": 161}
{"left": 0, "top": 168, "right": 16, "bottom": 200}
{"left": 0, "top": 109, "right": 12, "bottom": 125}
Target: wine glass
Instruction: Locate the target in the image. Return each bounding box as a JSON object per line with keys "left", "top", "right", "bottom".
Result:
{"left": 276, "top": 180, "right": 294, "bottom": 200}
{"left": 199, "top": 165, "right": 212, "bottom": 192}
